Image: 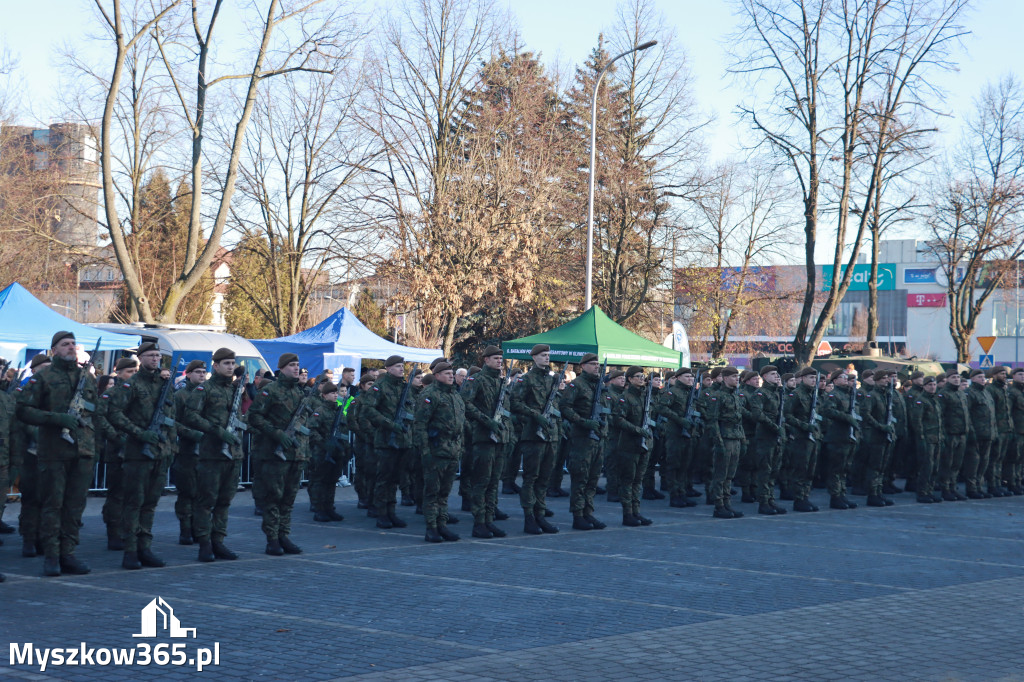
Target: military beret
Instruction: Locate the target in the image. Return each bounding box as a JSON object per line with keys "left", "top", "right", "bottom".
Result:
{"left": 625, "top": 366, "right": 644, "bottom": 379}
{"left": 384, "top": 354, "right": 404, "bottom": 368}
{"left": 51, "top": 330, "right": 75, "bottom": 348}
{"left": 580, "top": 352, "right": 599, "bottom": 365}
{"left": 922, "top": 375, "right": 936, "bottom": 385}
{"left": 1013, "top": 367, "right": 1024, "bottom": 376}
{"left": 607, "top": 370, "right": 624, "bottom": 381}
{"left": 277, "top": 352, "right": 299, "bottom": 369}
{"left": 944, "top": 370, "right": 961, "bottom": 379}
{"left": 675, "top": 367, "right": 693, "bottom": 378}
{"left": 530, "top": 344, "right": 550, "bottom": 356}
{"left": 828, "top": 369, "right": 846, "bottom": 382}
{"left": 650, "top": 372, "right": 662, "bottom": 380}
{"left": 320, "top": 382, "right": 339, "bottom": 394}
{"left": 909, "top": 371, "right": 924, "bottom": 381}
{"left": 795, "top": 367, "right": 817, "bottom": 378}
{"left": 212, "top": 347, "right": 236, "bottom": 363}
{"left": 708, "top": 367, "right": 723, "bottom": 379}
{"left": 30, "top": 353, "right": 52, "bottom": 369}
{"left": 358, "top": 373, "right": 375, "bottom": 386}
{"left": 186, "top": 360, "right": 207, "bottom": 374}
{"left": 114, "top": 357, "right": 137, "bottom": 371}
{"left": 988, "top": 366, "right": 1008, "bottom": 378}
{"left": 720, "top": 367, "right": 739, "bottom": 378}
{"left": 969, "top": 369, "right": 985, "bottom": 379}
{"left": 759, "top": 365, "right": 779, "bottom": 377}
{"left": 138, "top": 342, "right": 159, "bottom": 356}
{"left": 481, "top": 345, "right": 502, "bottom": 359}
{"left": 429, "top": 357, "right": 447, "bottom": 370}
{"left": 781, "top": 372, "right": 794, "bottom": 382}
{"left": 434, "top": 361, "right": 454, "bottom": 373}
{"left": 421, "top": 374, "right": 434, "bottom": 386}
{"left": 859, "top": 370, "right": 874, "bottom": 380}
{"left": 739, "top": 370, "right": 754, "bottom": 382}
{"left": 469, "top": 366, "right": 481, "bottom": 376}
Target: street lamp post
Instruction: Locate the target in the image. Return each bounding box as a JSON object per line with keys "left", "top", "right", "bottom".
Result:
{"left": 584, "top": 39, "right": 657, "bottom": 310}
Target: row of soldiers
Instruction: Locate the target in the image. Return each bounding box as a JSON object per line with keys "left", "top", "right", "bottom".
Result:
{"left": 3, "top": 331, "right": 1022, "bottom": 580}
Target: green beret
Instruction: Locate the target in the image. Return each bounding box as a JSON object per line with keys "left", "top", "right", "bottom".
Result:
{"left": 720, "top": 367, "right": 739, "bottom": 378}
{"left": 429, "top": 357, "right": 447, "bottom": 370}
{"left": 481, "top": 345, "right": 502, "bottom": 358}
{"left": 828, "top": 369, "right": 846, "bottom": 382}
{"left": 51, "top": 331, "right": 75, "bottom": 348}
{"left": 115, "top": 357, "right": 137, "bottom": 372}
{"left": 212, "top": 347, "right": 236, "bottom": 363}
{"left": 138, "top": 342, "right": 159, "bottom": 356}
{"left": 795, "top": 367, "right": 817, "bottom": 378}
{"left": 278, "top": 352, "right": 299, "bottom": 369}
{"left": 31, "top": 353, "right": 52, "bottom": 369}
{"left": 434, "top": 362, "right": 453, "bottom": 373}
{"left": 607, "top": 370, "right": 624, "bottom": 381}
{"left": 922, "top": 375, "right": 936, "bottom": 385}
{"left": 709, "top": 367, "right": 723, "bottom": 379}
{"left": 320, "top": 382, "right": 339, "bottom": 394}
{"left": 530, "top": 344, "right": 550, "bottom": 356}
{"left": 580, "top": 352, "right": 599, "bottom": 365}
{"left": 384, "top": 355, "right": 404, "bottom": 368}
{"left": 759, "top": 365, "right": 779, "bottom": 377}
{"left": 674, "top": 367, "right": 693, "bottom": 378}
{"left": 625, "top": 366, "right": 644, "bottom": 378}
{"left": 186, "top": 360, "right": 207, "bottom": 373}
{"left": 781, "top": 373, "right": 794, "bottom": 382}
{"left": 969, "top": 368, "right": 985, "bottom": 379}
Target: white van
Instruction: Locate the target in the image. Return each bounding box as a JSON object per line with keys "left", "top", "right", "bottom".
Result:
{"left": 88, "top": 323, "right": 272, "bottom": 381}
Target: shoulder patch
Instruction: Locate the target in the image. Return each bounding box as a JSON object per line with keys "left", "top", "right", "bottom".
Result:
{"left": 619, "top": 398, "right": 625, "bottom": 402}
{"left": 467, "top": 376, "right": 474, "bottom": 381}
{"left": 196, "top": 385, "right": 204, "bottom": 391}
{"left": 123, "top": 383, "right": 131, "bottom": 388}
{"left": 29, "top": 378, "right": 37, "bottom": 384}
{"left": 102, "top": 394, "right": 109, "bottom": 399}
{"left": 711, "top": 397, "right": 717, "bottom": 401}
{"left": 313, "top": 411, "right": 321, "bottom": 417}
{"left": 424, "top": 398, "right": 431, "bottom": 403}
{"left": 261, "top": 390, "right": 269, "bottom": 396}
{"left": 372, "top": 386, "right": 379, "bottom": 391}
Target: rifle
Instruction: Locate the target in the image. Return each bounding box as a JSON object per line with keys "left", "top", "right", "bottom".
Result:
{"left": 807, "top": 371, "right": 822, "bottom": 442}
{"left": 587, "top": 359, "right": 609, "bottom": 442}
{"left": 681, "top": 370, "right": 702, "bottom": 438}
{"left": 885, "top": 383, "right": 896, "bottom": 443}
{"left": 387, "top": 368, "right": 419, "bottom": 448}
{"left": 274, "top": 396, "right": 311, "bottom": 461}
{"left": 489, "top": 369, "right": 513, "bottom": 444}
{"left": 222, "top": 366, "right": 248, "bottom": 460}
{"left": 776, "top": 383, "right": 786, "bottom": 444}
{"left": 848, "top": 382, "right": 859, "bottom": 443}
{"left": 535, "top": 369, "right": 565, "bottom": 441}
{"left": 640, "top": 372, "right": 656, "bottom": 452}
{"left": 61, "top": 337, "right": 102, "bottom": 445}
{"left": 325, "top": 394, "right": 353, "bottom": 464}
{"left": 140, "top": 355, "right": 182, "bottom": 459}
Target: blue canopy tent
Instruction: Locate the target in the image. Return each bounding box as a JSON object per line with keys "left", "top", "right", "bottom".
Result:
{"left": 250, "top": 307, "right": 441, "bottom": 376}
{"left": 0, "top": 283, "right": 141, "bottom": 366}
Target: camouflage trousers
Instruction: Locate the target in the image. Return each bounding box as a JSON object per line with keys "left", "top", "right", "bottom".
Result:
{"left": 986, "top": 434, "right": 1012, "bottom": 490}
{"left": 616, "top": 446, "right": 650, "bottom": 515}
{"left": 121, "top": 458, "right": 170, "bottom": 553}
{"left": 0, "top": 456, "right": 9, "bottom": 525}
{"left": 1003, "top": 435, "right": 1024, "bottom": 490}
{"left": 254, "top": 458, "right": 302, "bottom": 540}
{"left": 172, "top": 451, "right": 198, "bottom": 532}
{"left": 751, "top": 437, "right": 783, "bottom": 505}
{"left": 709, "top": 438, "right": 741, "bottom": 508}
{"left": 101, "top": 456, "right": 124, "bottom": 535}
{"left": 642, "top": 436, "right": 666, "bottom": 492}
{"left": 308, "top": 450, "right": 349, "bottom": 513}
{"left": 500, "top": 439, "right": 520, "bottom": 486}
{"left": 373, "top": 447, "right": 409, "bottom": 515}
{"left": 915, "top": 440, "right": 939, "bottom": 496}
{"left": 38, "top": 456, "right": 93, "bottom": 558}
{"left": 422, "top": 454, "right": 458, "bottom": 528}
{"left": 863, "top": 436, "right": 894, "bottom": 498}
{"left": 194, "top": 459, "right": 241, "bottom": 543}
{"left": 568, "top": 437, "right": 603, "bottom": 516}
{"left": 662, "top": 437, "right": 694, "bottom": 498}
{"left": 467, "top": 441, "right": 502, "bottom": 524}
{"left": 353, "top": 440, "right": 377, "bottom": 506}
{"left": 19, "top": 452, "right": 41, "bottom": 544}
{"left": 962, "top": 438, "right": 992, "bottom": 494}
{"left": 824, "top": 439, "right": 855, "bottom": 498}
{"left": 939, "top": 434, "right": 967, "bottom": 493}
{"left": 784, "top": 437, "right": 817, "bottom": 502}
{"left": 518, "top": 439, "right": 556, "bottom": 516}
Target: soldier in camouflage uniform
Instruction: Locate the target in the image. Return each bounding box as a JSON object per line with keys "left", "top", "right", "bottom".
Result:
{"left": 247, "top": 352, "right": 311, "bottom": 555}
{"left": 704, "top": 366, "right": 746, "bottom": 519}
{"left": 749, "top": 365, "right": 788, "bottom": 515}
{"left": 17, "top": 331, "right": 96, "bottom": 576}
{"left": 658, "top": 367, "right": 700, "bottom": 509}
{"left": 735, "top": 371, "right": 761, "bottom": 503}
{"left": 859, "top": 371, "right": 896, "bottom": 507}
{"left": 603, "top": 370, "right": 626, "bottom": 503}
{"left": 641, "top": 372, "right": 666, "bottom": 501}
{"left": 783, "top": 367, "right": 821, "bottom": 513}
{"left": 415, "top": 362, "right": 465, "bottom": 542}
{"left": 349, "top": 373, "right": 377, "bottom": 513}
{"left": 363, "top": 355, "right": 416, "bottom": 530}
{"left": 96, "top": 357, "right": 137, "bottom": 550}
{"left": 908, "top": 375, "right": 944, "bottom": 503}
{"left": 14, "top": 354, "right": 49, "bottom": 558}
{"left": 0, "top": 365, "right": 14, "bottom": 572}
{"left": 1006, "top": 368, "right": 1024, "bottom": 494}
{"left": 307, "top": 381, "right": 350, "bottom": 523}
{"left": 697, "top": 367, "right": 723, "bottom": 504}
{"left": 107, "top": 342, "right": 177, "bottom": 570}
{"left": 613, "top": 366, "right": 655, "bottom": 526}
{"left": 172, "top": 360, "right": 207, "bottom": 545}
{"left": 511, "top": 344, "right": 561, "bottom": 535}
{"left": 985, "top": 367, "right": 1013, "bottom": 496}
{"left": 461, "top": 346, "right": 512, "bottom": 539}
{"left": 964, "top": 369, "right": 996, "bottom": 498}
{"left": 935, "top": 371, "right": 970, "bottom": 501}
{"left": 820, "top": 369, "right": 861, "bottom": 510}
{"left": 559, "top": 353, "right": 613, "bottom": 530}
{"left": 183, "top": 347, "right": 246, "bottom": 563}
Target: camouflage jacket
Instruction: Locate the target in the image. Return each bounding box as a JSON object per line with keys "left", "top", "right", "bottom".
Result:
{"left": 657, "top": 381, "right": 698, "bottom": 442}
{"left": 174, "top": 381, "right": 205, "bottom": 457}
{"left": 107, "top": 368, "right": 177, "bottom": 462}
{"left": 751, "top": 383, "right": 786, "bottom": 442}
{"left": 413, "top": 381, "right": 466, "bottom": 459}
{"left": 783, "top": 382, "right": 818, "bottom": 440}
{"left": 821, "top": 385, "right": 861, "bottom": 444}
{"left": 363, "top": 371, "right": 415, "bottom": 450}
{"left": 0, "top": 390, "right": 13, "bottom": 465}
{"left": 308, "top": 397, "right": 348, "bottom": 463}
{"left": 559, "top": 370, "right": 612, "bottom": 442}
{"left": 966, "top": 382, "right": 996, "bottom": 440}
{"left": 986, "top": 380, "right": 1013, "bottom": 435}
{"left": 908, "top": 391, "right": 943, "bottom": 443}
{"left": 462, "top": 366, "right": 513, "bottom": 444}
{"left": 705, "top": 384, "right": 746, "bottom": 443}
{"left": 1009, "top": 381, "right": 1024, "bottom": 435}
{"left": 17, "top": 356, "right": 97, "bottom": 460}
{"left": 183, "top": 372, "right": 246, "bottom": 461}
{"left": 247, "top": 375, "right": 312, "bottom": 462}
{"left": 511, "top": 364, "right": 559, "bottom": 443}
{"left": 614, "top": 384, "right": 652, "bottom": 453}
{"left": 935, "top": 384, "right": 970, "bottom": 436}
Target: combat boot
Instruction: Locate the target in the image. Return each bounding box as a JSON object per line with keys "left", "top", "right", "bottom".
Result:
{"left": 867, "top": 495, "right": 887, "bottom": 507}
{"left": 472, "top": 523, "right": 494, "bottom": 538}
{"left": 493, "top": 508, "right": 509, "bottom": 520}
{"left": 758, "top": 503, "right": 778, "bottom": 515}
{"left": 461, "top": 497, "right": 472, "bottom": 512}
{"left": 424, "top": 526, "right": 443, "bottom": 543}
{"left": 197, "top": 540, "right": 216, "bottom": 563}
{"left": 523, "top": 513, "right": 543, "bottom": 535}
{"left": 502, "top": 481, "right": 521, "bottom": 495}
{"left": 770, "top": 502, "right": 788, "bottom": 514}
{"left": 401, "top": 494, "right": 415, "bottom": 506}
{"left": 966, "top": 489, "right": 985, "bottom": 499}
{"left": 793, "top": 498, "right": 817, "bottom": 512}
{"left": 829, "top": 496, "right": 850, "bottom": 510}
{"left": 437, "top": 524, "right": 460, "bottom": 541}
{"left": 265, "top": 539, "right": 285, "bottom": 556}
{"left": 931, "top": 491, "right": 943, "bottom": 503}
{"left": 178, "top": 520, "right": 193, "bottom": 546}
{"left": 314, "top": 512, "right": 332, "bottom": 522}
{"left": 713, "top": 507, "right": 735, "bottom": 519}
{"left": 636, "top": 513, "right": 654, "bottom": 525}
{"left": 741, "top": 488, "right": 756, "bottom": 504}
{"left": 642, "top": 488, "right": 664, "bottom": 500}
{"left": 376, "top": 516, "right": 394, "bottom": 529}
{"left": 954, "top": 490, "right": 968, "bottom": 501}
{"left": 367, "top": 507, "right": 379, "bottom": 518}
{"left": 122, "top": 551, "right": 142, "bottom": 570}
{"left": 572, "top": 515, "right": 594, "bottom": 531}
{"left": 59, "top": 555, "right": 90, "bottom": 575}
{"left": 22, "top": 538, "right": 37, "bottom": 558}
{"left": 622, "top": 513, "right": 642, "bottom": 526}
{"left": 584, "top": 514, "right": 607, "bottom": 529}
{"left": 842, "top": 496, "right": 858, "bottom": 509}
{"left": 138, "top": 547, "right": 166, "bottom": 568}
{"left": 669, "top": 495, "right": 687, "bottom": 508}
{"left": 446, "top": 515, "right": 460, "bottom": 524}
{"left": 327, "top": 509, "right": 345, "bottom": 522}
{"left": 485, "top": 522, "right": 507, "bottom": 537}
{"left": 387, "top": 512, "right": 408, "bottom": 528}
{"left": 278, "top": 535, "right": 302, "bottom": 554}
{"left": 941, "top": 489, "right": 958, "bottom": 502}
{"left": 535, "top": 515, "right": 559, "bottom": 534}
{"left": 542, "top": 509, "right": 554, "bottom": 518}
{"left": 915, "top": 494, "right": 934, "bottom": 503}
{"left": 43, "top": 556, "right": 62, "bottom": 576}
{"left": 212, "top": 541, "right": 238, "bottom": 560}
{"left": 607, "top": 491, "right": 621, "bottom": 503}
{"left": 882, "top": 482, "right": 903, "bottom": 494}
{"left": 722, "top": 505, "right": 742, "bottom": 519}
{"left": 685, "top": 487, "right": 701, "bottom": 497}
{"left": 107, "top": 526, "right": 124, "bottom": 551}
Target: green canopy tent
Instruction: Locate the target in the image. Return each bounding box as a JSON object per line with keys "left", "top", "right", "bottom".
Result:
{"left": 501, "top": 306, "right": 683, "bottom": 369}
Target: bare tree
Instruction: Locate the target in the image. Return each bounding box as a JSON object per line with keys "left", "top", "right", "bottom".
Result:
{"left": 926, "top": 76, "right": 1024, "bottom": 362}
{"left": 730, "top": 0, "right": 967, "bottom": 366}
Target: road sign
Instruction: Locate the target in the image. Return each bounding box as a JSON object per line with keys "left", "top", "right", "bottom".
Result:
{"left": 979, "top": 354, "right": 994, "bottom": 369}
{"left": 977, "top": 336, "right": 996, "bottom": 353}
{"left": 816, "top": 341, "right": 833, "bottom": 357}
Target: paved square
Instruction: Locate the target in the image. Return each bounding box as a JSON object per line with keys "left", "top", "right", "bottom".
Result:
{"left": 2, "top": 480, "right": 1024, "bottom": 681}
